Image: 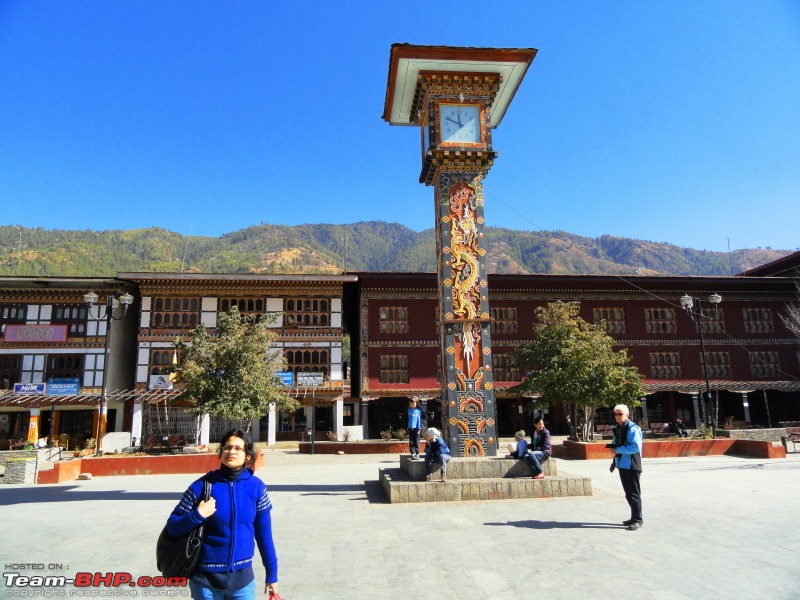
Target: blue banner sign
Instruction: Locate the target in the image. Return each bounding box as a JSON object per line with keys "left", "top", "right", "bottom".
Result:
{"left": 47, "top": 377, "right": 81, "bottom": 396}
{"left": 14, "top": 383, "right": 46, "bottom": 394}
{"left": 276, "top": 371, "right": 294, "bottom": 386}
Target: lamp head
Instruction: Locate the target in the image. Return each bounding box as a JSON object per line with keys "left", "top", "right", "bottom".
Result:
{"left": 84, "top": 291, "right": 99, "bottom": 306}
{"left": 708, "top": 293, "right": 722, "bottom": 305}
{"left": 679, "top": 294, "right": 693, "bottom": 311}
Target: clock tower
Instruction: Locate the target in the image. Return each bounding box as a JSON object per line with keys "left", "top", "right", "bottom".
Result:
{"left": 383, "top": 44, "right": 537, "bottom": 457}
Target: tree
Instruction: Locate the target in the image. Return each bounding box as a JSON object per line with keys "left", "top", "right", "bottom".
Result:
{"left": 782, "top": 284, "right": 800, "bottom": 339}
{"left": 173, "top": 308, "right": 298, "bottom": 427}
{"left": 511, "top": 301, "right": 644, "bottom": 441}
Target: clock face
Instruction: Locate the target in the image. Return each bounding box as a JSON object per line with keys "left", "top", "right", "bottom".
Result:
{"left": 439, "top": 104, "right": 480, "bottom": 144}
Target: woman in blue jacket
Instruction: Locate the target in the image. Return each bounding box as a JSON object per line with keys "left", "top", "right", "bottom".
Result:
{"left": 166, "top": 429, "right": 279, "bottom": 599}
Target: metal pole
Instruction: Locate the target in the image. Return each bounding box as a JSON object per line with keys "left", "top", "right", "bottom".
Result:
{"left": 695, "top": 298, "right": 716, "bottom": 438}
{"left": 96, "top": 295, "right": 113, "bottom": 455}
{"left": 310, "top": 388, "right": 316, "bottom": 454}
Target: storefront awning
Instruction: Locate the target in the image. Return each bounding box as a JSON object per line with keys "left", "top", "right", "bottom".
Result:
{"left": 642, "top": 379, "right": 800, "bottom": 394}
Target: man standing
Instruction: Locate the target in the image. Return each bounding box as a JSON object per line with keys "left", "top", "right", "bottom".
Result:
{"left": 607, "top": 404, "right": 643, "bottom": 530}
{"left": 407, "top": 398, "right": 424, "bottom": 459}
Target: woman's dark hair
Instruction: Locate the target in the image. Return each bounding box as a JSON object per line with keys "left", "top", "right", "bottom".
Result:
{"left": 532, "top": 416, "right": 545, "bottom": 425}
{"left": 218, "top": 429, "right": 256, "bottom": 467}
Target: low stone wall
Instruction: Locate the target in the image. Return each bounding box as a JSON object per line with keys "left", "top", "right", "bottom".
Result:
{"left": 715, "top": 428, "right": 786, "bottom": 442}
{"left": 37, "top": 451, "right": 264, "bottom": 483}
{"left": 299, "top": 440, "right": 426, "bottom": 454}
{"left": 4, "top": 457, "right": 38, "bottom": 484}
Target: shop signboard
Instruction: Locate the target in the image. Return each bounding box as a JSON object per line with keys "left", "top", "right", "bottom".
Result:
{"left": 276, "top": 371, "right": 294, "bottom": 386}
{"left": 149, "top": 375, "right": 174, "bottom": 390}
{"left": 297, "top": 372, "right": 323, "bottom": 387}
{"left": 47, "top": 378, "right": 80, "bottom": 396}
{"left": 4, "top": 324, "right": 68, "bottom": 343}
{"left": 14, "top": 383, "right": 46, "bottom": 394}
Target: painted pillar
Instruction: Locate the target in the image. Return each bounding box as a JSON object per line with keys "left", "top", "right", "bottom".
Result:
{"left": 436, "top": 172, "right": 497, "bottom": 457}
{"left": 741, "top": 392, "right": 751, "bottom": 424}
{"left": 131, "top": 401, "right": 143, "bottom": 446}
{"left": 334, "top": 397, "right": 344, "bottom": 440}
{"left": 199, "top": 413, "right": 210, "bottom": 446}
{"left": 267, "top": 402, "right": 277, "bottom": 446}
{"left": 691, "top": 393, "right": 701, "bottom": 429}
{"left": 28, "top": 408, "right": 41, "bottom": 443}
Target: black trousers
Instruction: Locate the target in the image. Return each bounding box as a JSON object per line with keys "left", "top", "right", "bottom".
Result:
{"left": 409, "top": 428, "right": 420, "bottom": 455}
{"left": 618, "top": 467, "right": 643, "bottom": 522}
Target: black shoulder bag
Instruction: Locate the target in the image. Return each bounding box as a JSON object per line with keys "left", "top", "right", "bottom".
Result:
{"left": 156, "top": 478, "right": 212, "bottom": 578}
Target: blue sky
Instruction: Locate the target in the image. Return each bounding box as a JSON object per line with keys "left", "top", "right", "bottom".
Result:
{"left": 1, "top": 1, "right": 799, "bottom": 253}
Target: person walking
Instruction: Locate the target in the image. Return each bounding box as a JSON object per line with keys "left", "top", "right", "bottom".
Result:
{"left": 407, "top": 398, "right": 425, "bottom": 459}
{"left": 165, "top": 429, "right": 279, "bottom": 599}
{"left": 525, "top": 416, "right": 551, "bottom": 479}
{"left": 607, "top": 404, "right": 644, "bottom": 531}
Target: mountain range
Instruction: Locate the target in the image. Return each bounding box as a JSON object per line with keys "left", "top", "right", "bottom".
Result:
{"left": 0, "top": 223, "right": 792, "bottom": 277}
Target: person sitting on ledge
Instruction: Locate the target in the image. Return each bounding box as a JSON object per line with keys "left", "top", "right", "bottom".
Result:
{"left": 525, "top": 416, "right": 551, "bottom": 480}
{"left": 424, "top": 427, "right": 451, "bottom": 482}
{"left": 508, "top": 430, "right": 528, "bottom": 458}
{"left": 672, "top": 418, "right": 689, "bottom": 438}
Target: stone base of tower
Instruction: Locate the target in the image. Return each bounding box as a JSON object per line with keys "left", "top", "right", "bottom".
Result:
{"left": 378, "top": 455, "right": 592, "bottom": 503}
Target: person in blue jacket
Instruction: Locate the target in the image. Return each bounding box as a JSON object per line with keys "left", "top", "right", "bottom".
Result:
{"left": 166, "top": 429, "right": 279, "bottom": 599}
{"left": 607, "top": 404, "right": 644, "bottom": 531}
{"left": 407, "top": 398, "right": 425, "bottom": 459}
{"left": 423, "top": 427, "right": 451, "bottom": 481}
{"left": 508, "top": 430, "right": 528, "bottom": 458}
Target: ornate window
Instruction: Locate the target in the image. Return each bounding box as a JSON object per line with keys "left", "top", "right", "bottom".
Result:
{"left": 152, "top": 297, "right": 200, "bottom": 329}
{"left": 285, "top": 298, "right": 329, "bottom": 327}
{"left": 695, "top": 308, "right": 725, "bottom": 334}
{"left": 150, "top": 349, "right": 178, "bottom": 376}
{"left": 492, "top": 353, "right": 520, "bottom": 382}
{"left": 645, "top": 308, "right": 677, "bottom": 334}
{"left": 286, "top": 349, "right": 329, "bottom": 378}
{"left": 51, "top": 304, "right": 88, "bottom": 335}
{"left": 379, "top": 354, "right": 409, "bottom": 384}
{"left": 0, "top": 355, "right": 22, "bottom": 389}
{"left": 219, "top": 297, "right": 265, "bottom": 320}
{"left": 649, "top": 352, "right": 682, "bottom": 379}
{"left": 0, "top": 304, "right": 26, "bottom": 335}
{"left": 593, "top": 308, "right": 626, "bottom": 334}
{"left": 46, "top": 354, "right": 84, "bottom": 379}
{"left": 490, "top": 307, "right": 518, "bottom": 334}
{"left": 742, "top": 308, "right": 774, "bottom": 334}
{"left": 379, "top": 306, "right": 408, "bottom": 334}
{"left": 703, "top": 351, "right": 731, "bottom": 378}
{"left": 749, "top": 351, "right": 779, "bottom": 378}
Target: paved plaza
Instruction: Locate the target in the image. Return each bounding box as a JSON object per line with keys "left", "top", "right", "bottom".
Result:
{"left": 2, "top": 449, "right": 799, "bottom": 599}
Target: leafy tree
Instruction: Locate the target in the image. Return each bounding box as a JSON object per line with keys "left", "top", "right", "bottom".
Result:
{"left": 173, "top": 308, "right": 298, "bottom": 427}
{"left": 511, "top": 301, "right": 644, "bottom": 441}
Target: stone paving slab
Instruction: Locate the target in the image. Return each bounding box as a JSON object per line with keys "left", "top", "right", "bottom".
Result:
{"left": 1, "top": 450, "right": 799, "bottom": 599}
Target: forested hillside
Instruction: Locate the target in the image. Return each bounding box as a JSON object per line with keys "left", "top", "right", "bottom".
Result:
{"left": 0, "top": 223, "right": 791, "bottom": 277}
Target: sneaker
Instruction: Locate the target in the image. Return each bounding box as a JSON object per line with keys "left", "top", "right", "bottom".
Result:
{"left": 425, "top": 474, "right": 434, "bottom": 481}
{"left": 441, "top": 475, "right": 447, "bottom": 482}
{"left": 533, "top": 473, "right": 545, "bottom": 480}
{"left": 626, "top": 521, "right": 643, "bottom": 531}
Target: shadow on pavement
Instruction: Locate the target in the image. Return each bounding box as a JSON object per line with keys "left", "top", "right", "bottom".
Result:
{"left": 485, "top": 519, "right": 621, "bottom": 530}
{"left": 0, "top": 486, "right": 181, "bottom": 506}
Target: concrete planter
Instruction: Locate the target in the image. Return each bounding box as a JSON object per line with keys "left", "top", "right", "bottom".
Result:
{"left": 553, "top": 438, "right": 785, "bottom": 460}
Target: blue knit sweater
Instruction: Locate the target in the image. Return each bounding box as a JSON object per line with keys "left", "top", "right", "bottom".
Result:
{"left": 166, "top": 469, "right": 278, "bottom": 584}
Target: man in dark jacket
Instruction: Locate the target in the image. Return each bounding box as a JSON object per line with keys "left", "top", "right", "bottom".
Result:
{"left": 607, "top": 404, "right": 643, "bottom": 530}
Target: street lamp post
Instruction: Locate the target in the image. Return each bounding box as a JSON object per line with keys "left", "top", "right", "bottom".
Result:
{"left": 84, "top": 291, "right": 134, "bottom": 455}
{"left": 680, "top": 292, "right": 722, "bottom": 438}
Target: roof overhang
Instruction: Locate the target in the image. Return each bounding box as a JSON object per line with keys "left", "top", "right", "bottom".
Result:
{"left": 382, "top": 44, "right": 537, "bottom": 128}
